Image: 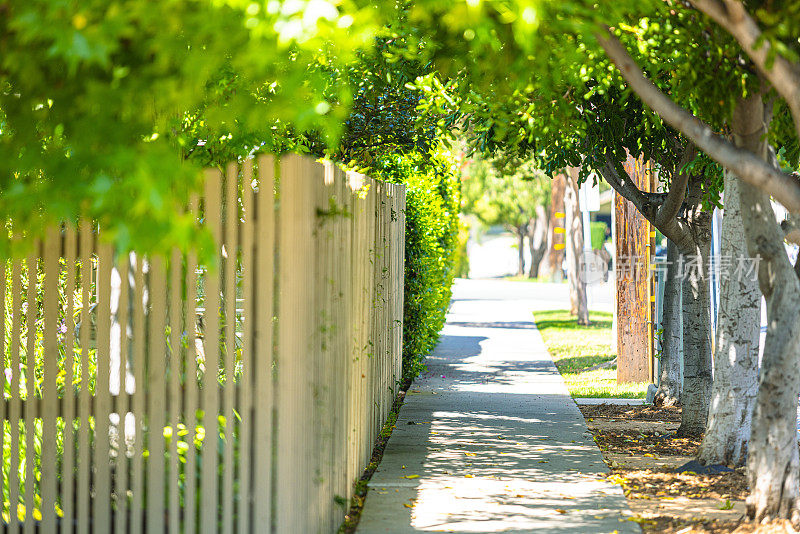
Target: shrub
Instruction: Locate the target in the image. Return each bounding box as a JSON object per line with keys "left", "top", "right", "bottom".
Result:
{"left": 590, "top": 221, "right": 608, "bottom": 250}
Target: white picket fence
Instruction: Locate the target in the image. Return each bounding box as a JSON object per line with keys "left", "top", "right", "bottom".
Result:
{"left": 0, "top": 154, "right": 406, "bottom": 533}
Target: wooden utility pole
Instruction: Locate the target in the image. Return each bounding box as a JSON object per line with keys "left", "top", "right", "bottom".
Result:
{"left": 615, "top": 154, "right": 653, "bottom": 383}
{"left": 540, "top": 172, "right": 567, "bottom": 280}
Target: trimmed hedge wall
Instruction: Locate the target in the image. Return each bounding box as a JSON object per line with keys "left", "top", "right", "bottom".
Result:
{"left": 372, "top": 153, "right": 460, "bottom": 382}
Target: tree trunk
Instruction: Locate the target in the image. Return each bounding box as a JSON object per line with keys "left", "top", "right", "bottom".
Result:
{"left": 674, "top": 175, "right": 713, "bottom": 437}
{"left": 653, "top": 239, "right": 682, "bottom": 407}
{"left": 516, "top": 225, "right": 526, "bottom": 276}
{"left": 696, "top": 171, "right": 761, "bottom": 467}
{"left": 528, "top": 205, "right": 548, "bottom": 278}
{"left": 730, "top": 93, "right": 800, "bottom": 526}
{"left": 676, "top": 234, "right": 713, "bottom": 435}
{"left": 742, "top": 180, "right": 800, "bottom": 525}
{"left": 565, "top": 167, "right": 589, "bottom": 325}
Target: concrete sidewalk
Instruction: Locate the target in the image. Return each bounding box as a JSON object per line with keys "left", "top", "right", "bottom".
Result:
{"left": 357, "top": 279, "right": 639, "bottom": 533}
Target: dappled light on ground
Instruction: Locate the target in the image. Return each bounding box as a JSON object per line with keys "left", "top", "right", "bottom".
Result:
{"left": 357, "top": 279, "right": 637, "bottom": 533}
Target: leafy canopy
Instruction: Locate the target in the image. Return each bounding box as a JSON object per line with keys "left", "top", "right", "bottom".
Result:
{"left": 0, "top": 0, "right": 386, "bottom": 254}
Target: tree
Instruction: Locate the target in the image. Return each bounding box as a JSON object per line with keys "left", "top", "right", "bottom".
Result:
{"left": 731, "top": 92, "right": 800, "bottom": 523}
{"left": 527, "top": 204, "right": 548, "bottom": 278}
{"left": 696, "top": 170, "right": 761, "bottom": 468}
{"left": 564, "top": 166, "right": 589, "bottom": 325}
{"left": 590, "top": 5, "right": 800, "bottom": 519}
{"left": 407, "top": 17, "right": 720, "bottom": 431}
{"left": 653, "top": 239, "right": 682, "bottom": 407}
{"left": 461, "top": 154, "right": 550, "bottom": 277}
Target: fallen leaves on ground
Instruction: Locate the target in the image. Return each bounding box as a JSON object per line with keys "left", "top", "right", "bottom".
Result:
{"left": 581, "top": 403, "right": 682, "bottom": 422}
{"left": 579, "top": 404, "right": 751, "bottom": 533}
{"left": 592, "top": 429, "right": 700, "bottom": 457}
{"left": 618, "top": 469, "right": 748, "bottom": 501}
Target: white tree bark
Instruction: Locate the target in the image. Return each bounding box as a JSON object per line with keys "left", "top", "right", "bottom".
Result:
{"left": 515, "top": 225, "right": 526, "bottom": 276}
{"left": 696, "top": 172, "right": 761, "bottom": 467}
{"left": 564, "top": 167, "right": 589, "bottom": 325}
{"left": 742, "top": 180, "right": 800, "bottom": 525}
{"left": 677, "top": 223, "right": 713, "bottom": 436}
{"left": 653, "top": 239, "right": 682, "bottom": 407}
{"left": 731, "top": 94, "right": 800, "bottom": 526}
{"left": 528, "top": 205, "right": 549, "bottom": 278}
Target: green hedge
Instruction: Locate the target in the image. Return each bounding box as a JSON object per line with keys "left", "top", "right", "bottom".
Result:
{"left": 372, "top": 153, "right": 460, "bottom": 382}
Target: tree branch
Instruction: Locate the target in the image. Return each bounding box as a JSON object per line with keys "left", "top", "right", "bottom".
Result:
{"left": 598, "top": 156, "right": 686, "bottom": 244}
{"left": 656, "top": 143, "right": 695, "bottom": 225}
{"left": 598, "top": 156, "right": 648, "bottom": 213}
{"left": 690, "top": 0, "right": 800, "bottom": 138}
{"left": 595, "top": 29, "right": 800, "bottom": 214}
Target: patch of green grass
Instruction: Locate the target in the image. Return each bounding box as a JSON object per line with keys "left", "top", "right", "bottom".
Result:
{"left": 533, "top": 309, "right": 648, "bottom": 399}
{"left": 564, "top": 368, "right": 649, "bottom": 398}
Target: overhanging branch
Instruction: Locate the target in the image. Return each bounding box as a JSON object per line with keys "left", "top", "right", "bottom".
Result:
{"left": 598, "top": 156, "right": 650, "bottom": 216}
{"left": 595, "top": 29, "right": 800, "bottom": 214}
{"left": 657, "top": 144, "right": 695, "bottom": 225}
{"left": 597, "top": 156, "right": 686, "bottom": 243}
{"left": 689, "top": 0, "right": 800, "bottom": 138}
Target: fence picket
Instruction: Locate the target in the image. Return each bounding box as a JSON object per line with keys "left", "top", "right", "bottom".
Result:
{"left": 221, "top": 162, "right": 238, "bottom": 534}
{"left": 130, "top": 254, "right": 146, "bottom": 534}
{"left": 76, "top": 224, "right": 92, "bottom": 534}
{"left": 252, "top": 155, "right": 274, "bottom": 533}
{"left": 146, "top": 256, "right": 168, "bottom": 534}
{"left": 183, "top": 195, "right": 200, "bottom": 534}
{"left": 336, "top": 168, "right": 353, "bottom": 507}
{"left": 62, "top": 226, "right": 77, "bottom": 534}
{"left": 332, "top": 166, "right": 350, "bottom": 528}
{"left": 24, "top": 249, "right": 38, "bottom": 534}
{"left": 95, "top": 242, "right": 114, "bottom": 532}
{"left": 276, "top": 154, "right": 312, "bottom": 533}
{"left": 200, "top": 168, "right": 222, "bottom": 534}
{"left": 41, "top": 228, "right": 59, "bottom": 534}
{"left": 115, "top": 254, "right": 131, "bottom": 534}
{"left": 167, "top": 249, "right": 182, "bottom": 534}
{"left": 237, "top": 159, "right": 254, "bottom": 534}
{"left": 315, "top": 162, "right": 333, "bottom": 532}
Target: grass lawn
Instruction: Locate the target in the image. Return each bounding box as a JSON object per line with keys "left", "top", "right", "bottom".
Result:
{"left": 532, "top": 309, "right": 649, "bottom": 399}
